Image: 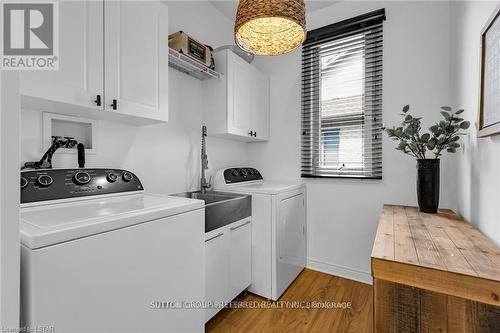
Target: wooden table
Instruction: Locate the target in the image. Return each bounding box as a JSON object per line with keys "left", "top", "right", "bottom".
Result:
{"left": 371, "top": 205, "right": 500, "bottom": 332}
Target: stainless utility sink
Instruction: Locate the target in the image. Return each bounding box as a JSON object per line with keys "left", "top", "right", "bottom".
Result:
{"left": 172, "top": 191, "right": 251, "bottom": 232}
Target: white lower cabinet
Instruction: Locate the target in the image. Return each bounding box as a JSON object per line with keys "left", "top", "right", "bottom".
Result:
{"left": 205, "top": 218, "right": 252, "bottom": 322}
{"left": 204, "top": 230, "right": 228, "bottom": 322}
{"left": 228, "top": 220, "right": 252, "bottom": 300}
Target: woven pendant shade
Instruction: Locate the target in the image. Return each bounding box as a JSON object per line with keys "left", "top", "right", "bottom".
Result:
{"left": 234, "top": 0, "right": 306, "bottom": 56}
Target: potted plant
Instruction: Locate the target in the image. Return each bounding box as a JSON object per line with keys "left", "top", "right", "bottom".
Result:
{"left": 385, "top": 105, "right": 470, "bottom": 213}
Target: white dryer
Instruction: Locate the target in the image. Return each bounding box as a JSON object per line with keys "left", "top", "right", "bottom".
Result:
{"left": 214, "top": 167, "right": 306, "bottom": 301}
{"left": 20, "top": 168, "right": 205, "bottom": 333}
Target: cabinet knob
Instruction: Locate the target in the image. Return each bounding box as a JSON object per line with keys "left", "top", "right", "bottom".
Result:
{"left": 94, "top": 95, "right": 101, "bottom": 106}
{"left": 110, "top": 99, "right": 118, "bottom": 110}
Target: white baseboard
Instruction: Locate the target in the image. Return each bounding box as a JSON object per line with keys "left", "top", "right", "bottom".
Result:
{"left": 306, "top": 258, "right": 373, "bottom": 285}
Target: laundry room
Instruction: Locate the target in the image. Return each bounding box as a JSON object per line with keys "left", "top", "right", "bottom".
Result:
{"left": 0, "top": 0, "right": 500, "bottom": 332}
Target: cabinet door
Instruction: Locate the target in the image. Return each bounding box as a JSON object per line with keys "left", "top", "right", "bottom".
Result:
{"left": 21, "top": 0, "right": 103, "bottom": 109}
{"left": 227, "top": 53, "right": 252, "bottom": 138}
{"left": 251, "top": 69, "right": 270, "bottom": 141}
{"left": 228, "top": 220, "right": 252, "bottom": 300}
{"left": 205, "top": 231, "right": 227, "bottom": 322}
{"left": 104, "top": 0, "right": 168, "bottom": 121}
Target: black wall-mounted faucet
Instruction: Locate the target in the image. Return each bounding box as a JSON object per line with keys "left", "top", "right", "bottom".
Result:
{"left": 77, "top": 143, "right": 85, "bottom": 168}
{"left": 23, "top": 137, "right": 78, "bottom": 170}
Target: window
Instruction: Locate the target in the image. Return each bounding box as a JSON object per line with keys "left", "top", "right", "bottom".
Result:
{"left": 301, "top": 9, "right": 385, "bottom": 179}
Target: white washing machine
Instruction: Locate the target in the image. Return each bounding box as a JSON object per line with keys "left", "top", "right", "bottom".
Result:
{"left": 20, "top": 168, "right": 205, "bottom": 333}
{"left": 214, "top": 167, "right": 306, "bottom": 301}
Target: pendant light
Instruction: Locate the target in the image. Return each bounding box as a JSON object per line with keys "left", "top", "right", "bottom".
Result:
{"left": 234, "top": 0, "right": 306, "bottom": 56}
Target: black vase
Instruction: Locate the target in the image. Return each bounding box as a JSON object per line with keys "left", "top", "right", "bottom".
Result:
{"left": 416, "top": 159, "right": 440, "bottom": 213}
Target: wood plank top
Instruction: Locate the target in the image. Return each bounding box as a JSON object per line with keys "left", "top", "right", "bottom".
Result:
{"left": 372, "top": 205, "right": 500, "bottom": 306}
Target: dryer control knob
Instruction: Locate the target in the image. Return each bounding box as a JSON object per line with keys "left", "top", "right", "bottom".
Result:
{"left": 73, "top": 172, "right": 91, "bottom": 185}
{"left": 21, "top": 177, "right": 28, "bottom": 189}
{"left": 37, "top": 175, "right": 53, "bottom": 187}
{"left": 122, "top": 172, "right": 133, "bottom": 182}
{"left": 107, "top": 172, "right": 118, "bottom": 183}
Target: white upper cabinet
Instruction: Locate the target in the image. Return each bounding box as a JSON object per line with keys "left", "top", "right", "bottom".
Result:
{"left": 21, "top": 0, "right": 103, "bottom": 110}
{"left": 228, "top": 54, "right": 253, "bottom": 138}
{"left": 20, "top": 0, "right": 168, "bottom": 125}
{"left": 104, "top": 1, "right": 168, "bottom": 122}
{"left": 203, "top": 50, "right": 270, "bottom": 142}
{"left": 251, "top": 69, "right": 270, "bottom": 141}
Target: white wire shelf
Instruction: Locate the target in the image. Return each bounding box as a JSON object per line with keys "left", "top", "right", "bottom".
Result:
{"left": 168, "top": 48, "right": 221, "bottom": 80}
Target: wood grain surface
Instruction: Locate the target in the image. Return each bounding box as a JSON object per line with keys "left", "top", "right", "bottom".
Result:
{"left": 206, "top": 269, "right": 372, "bottom": 333}
{"left": 372, "top": 205, "right": 500, "bottom": 306}
{"left": 372, "top": 205, "right": 500, "bottom": 332}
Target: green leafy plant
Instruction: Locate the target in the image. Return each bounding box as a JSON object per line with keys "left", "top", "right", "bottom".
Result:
{"left": 384, "top": 105, "right": 470, "bottom": 159}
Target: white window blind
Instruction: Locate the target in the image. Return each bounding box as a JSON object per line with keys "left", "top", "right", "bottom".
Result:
{"left": 301, "top": 9, "right": 385, "bottom": 179}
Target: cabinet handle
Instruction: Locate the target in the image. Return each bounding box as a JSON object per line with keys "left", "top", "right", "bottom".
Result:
{"left": 205, "top": 232, "right": 223, "bottom": 242}
{"left": 94, "top": 95, "right": 101, "bottom": 106}
{"left": 248, "top": 131, "right": 254, "bottom": 137}
{"left": 230, "top": 220, "right": 251, "bottom": 231}
{"left": 110, "top": 99, "right": 118, "bottom": 110}
{"left": 253, "top": 131, "right": 257, "bottom": 137}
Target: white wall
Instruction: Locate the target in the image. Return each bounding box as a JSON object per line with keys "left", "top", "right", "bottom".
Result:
{"left": 20, "top": 1, "right": 248, "bottom": 196}
{"left": 450, "top": 1, "right": 500, "bottom": 246}
{"left": 0, "top": 72, "right": 21, "bottom": 329}
{"left": 250, "top": 1, "right": 456, "bottom": 283}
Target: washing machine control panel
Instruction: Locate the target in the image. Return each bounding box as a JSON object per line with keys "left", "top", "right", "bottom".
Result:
{"left": 223, "top": 167, "right": 262, "bottom": 184}
{"left": 21, "top": 168, "right": 143, "bottom": 204}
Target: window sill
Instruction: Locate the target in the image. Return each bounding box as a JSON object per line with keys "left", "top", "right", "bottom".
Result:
{"left": 301, "top": 174, "right": 382, "bottom": 180}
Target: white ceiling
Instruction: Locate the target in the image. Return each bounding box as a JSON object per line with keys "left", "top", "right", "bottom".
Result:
{"left": 209, "top": 1, "right": 339, "bottom": 21}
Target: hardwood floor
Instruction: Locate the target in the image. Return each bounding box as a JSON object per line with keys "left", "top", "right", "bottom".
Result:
{"left": 206, "top": 269, "right": 373, "bottom": 333}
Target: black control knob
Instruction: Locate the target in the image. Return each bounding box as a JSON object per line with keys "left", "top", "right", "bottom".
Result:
{"left": 106, "top": 172, "right": 118, "bottom": 183}
{"left": 73, "top": 172, "right": 91, "bottom": 185}
{"left": 37, "top": 175, "right": 53, "bottom": 187}
{"left": 241, "top": 169, "right": 249, "bottom": 177}
{"left": 248, "top": 169, "right": 255, "bottom": 175}
{"left": 231, "top": 169, "right": 239, "bottom": 177}
{"left": 122, "top": 172, "right": 133, "bottom": 182}
{"left": 21, "top": 177, "right": 28, "bottom": 189}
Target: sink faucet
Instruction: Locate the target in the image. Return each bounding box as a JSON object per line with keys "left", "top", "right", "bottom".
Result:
{"left": 200, "top": 126, "right": 211, "bottom": 194}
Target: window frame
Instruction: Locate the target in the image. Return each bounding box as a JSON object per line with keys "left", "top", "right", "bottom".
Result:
{"left": 301, "top": 9, "right": 385, "bottom": 180}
